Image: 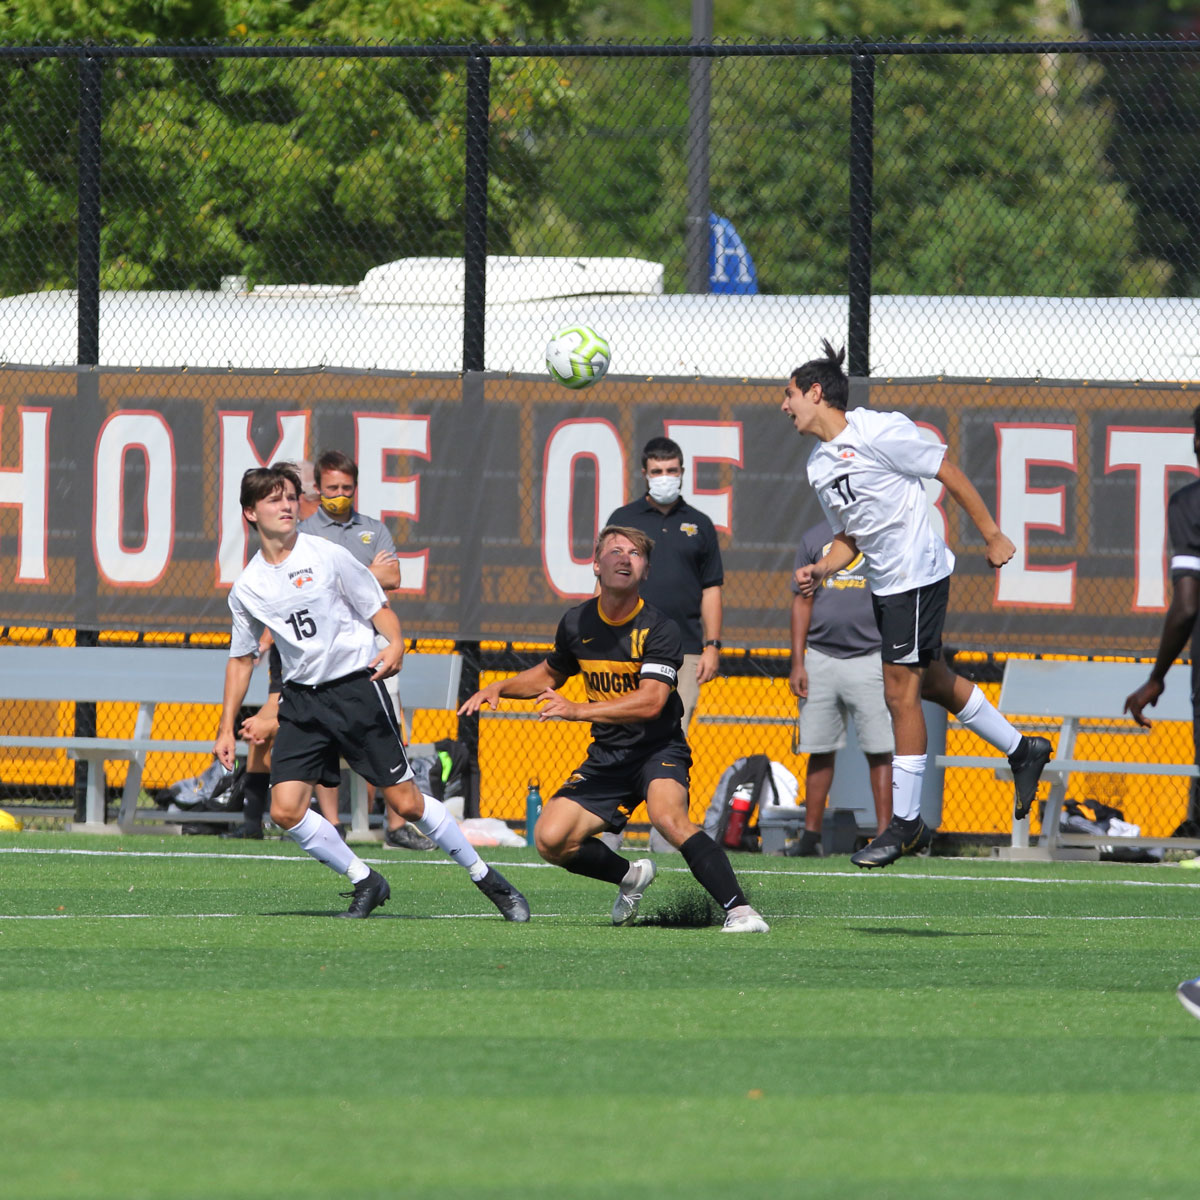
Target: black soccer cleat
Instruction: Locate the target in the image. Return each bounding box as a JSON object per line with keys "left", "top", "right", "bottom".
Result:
{"left": 474, "top": 866, "right": 531, "bottom": 922}
{"left": 1009, "top": 735, "right": 1052, "bottom": 820}
{"left": 786, "top": 829, "right": 825, "bottom": 858}
{"left": 220, "top": 823, "right": 263, "bottom": 840}
{"left": 383, "top": 823, "right": 437, "bottom": 851}
{"left": 850, "top": 816, "right": 930, "bottom": 869}
{"left": 336, "top": 868, "right": 391, "bottom": 918}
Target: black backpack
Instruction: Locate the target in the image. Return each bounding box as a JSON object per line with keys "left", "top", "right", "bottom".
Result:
{"left": 709, "top": 755, "right": 780, "bottom": 851}
{"left": 433, "top": 738, "right": 471, "bottom": 800}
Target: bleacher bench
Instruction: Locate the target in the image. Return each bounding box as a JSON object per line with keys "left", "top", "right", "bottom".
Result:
{"left": 0, "top": 644, "right": 461, "bottom": 836}
{"left": 935, "top": 659, "right": 1200, "bottom": 860}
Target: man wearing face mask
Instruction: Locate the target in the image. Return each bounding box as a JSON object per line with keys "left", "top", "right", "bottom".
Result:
{"left": 299, "top": 449, "right": 434, "bottom": 849}
{"left": 606, "top": 440, "right": 724, "bottom": 846}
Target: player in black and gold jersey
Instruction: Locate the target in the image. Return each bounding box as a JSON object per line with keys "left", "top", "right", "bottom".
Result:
{"left": 459, "top": 525, "right": 768, "bottom": 933}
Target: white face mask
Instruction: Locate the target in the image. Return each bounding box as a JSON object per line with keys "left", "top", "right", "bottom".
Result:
{"left": 646, "top": 474, "right": 682, "bottom": 505}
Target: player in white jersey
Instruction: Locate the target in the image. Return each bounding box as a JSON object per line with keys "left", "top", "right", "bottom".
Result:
{"left": 783, "top": 342, "right": 1051, "bottom": 868}
{"left": 214, "top": 463, "right": 529, "bottom": 921}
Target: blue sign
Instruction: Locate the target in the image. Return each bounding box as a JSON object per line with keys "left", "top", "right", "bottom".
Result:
{"left": 709, "top": 213, "right": 758, "bottom": 295}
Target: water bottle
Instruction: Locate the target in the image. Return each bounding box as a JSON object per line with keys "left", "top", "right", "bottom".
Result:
{"left": 723, "top": 784, "right": 753, "bottom": 849}
{"left": 525, "top": 777, "right": 543, "bottom": 846}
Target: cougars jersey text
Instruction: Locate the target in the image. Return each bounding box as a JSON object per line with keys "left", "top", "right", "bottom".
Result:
{"left": 546, "top": 597, "right": 684, "bottom": 755}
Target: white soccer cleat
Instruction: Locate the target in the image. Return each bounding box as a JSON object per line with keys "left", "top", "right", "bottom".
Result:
{"left": 611, "top": 858, "right": 657, "bottom": 926}
{"left": 721, "top": 905, "right": 769, "bottom": 933}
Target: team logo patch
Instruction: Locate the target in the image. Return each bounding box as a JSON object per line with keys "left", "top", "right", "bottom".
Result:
{"left": 681, "top": 522, "right": 698, "bottom": 537}
{"left": 838, "top": 449, "right": 855, "bottom": 459}
{"left": 358, "top": 532, "right": 374, "bottom": 545}
{"left": 288, "top": 567, "right": 314, "bottom": 588}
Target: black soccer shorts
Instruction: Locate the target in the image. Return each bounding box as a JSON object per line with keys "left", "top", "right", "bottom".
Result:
{"left": 271, "top": 669, "right": 414, "bottom": 789}
{"left": 871, "top": 575, "right": 950, "bottom": 667}
{"left": 554, "top": 737, "right": 692, "bottom": 831}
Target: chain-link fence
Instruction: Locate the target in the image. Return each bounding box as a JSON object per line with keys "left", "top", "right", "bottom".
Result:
{"left": 2, "top": 37, "right": 1200, "bottom": 841}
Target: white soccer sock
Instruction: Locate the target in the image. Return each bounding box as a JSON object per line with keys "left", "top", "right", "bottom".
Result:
{"left": 414, "top": 793, "right": 488, "bottom": 880}
{"left": 955, "top": 684, "right": 1022, "bottom": 756}
{"left": 891, "top": 754, "right": 927, "bottom": 821}
{"left": 285, "top": 808, "right": 368, "bottom": 882}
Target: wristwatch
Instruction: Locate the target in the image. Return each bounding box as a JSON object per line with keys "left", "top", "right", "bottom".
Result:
{"left": 703, "top": 639, "right": 722, "bottom": 650}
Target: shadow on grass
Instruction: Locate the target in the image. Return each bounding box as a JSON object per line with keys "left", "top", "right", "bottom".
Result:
{"left": 263, "top": 909, "right": 524, "bottom": 920}
{"left": 853, "top": 925, "right": 1005, "bottom": 939}
{"left": 264, "top": 909, "right": 372, "bottom": 918}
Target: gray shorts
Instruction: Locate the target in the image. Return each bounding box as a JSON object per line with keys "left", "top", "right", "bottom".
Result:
{"left": 796, "top": 646, "right": 894, "bottom": 756}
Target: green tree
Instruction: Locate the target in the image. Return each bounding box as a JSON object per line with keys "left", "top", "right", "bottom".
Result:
{"left": 527, "top": 0, "right": 1169, "bottom": 296}
{"left": 0, "top": 0, "right": 574, "bottom": 293}
{"left": 1078, "top": 0, "right": 1200, "bottom": 294}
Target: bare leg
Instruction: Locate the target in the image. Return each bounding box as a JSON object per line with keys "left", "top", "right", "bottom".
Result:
{"left": 866, "top": 751, "right": 893, "bottom": 835}
{"left": 803, "top": 751, "right": 835, "bottom": 833}
{"left": 314, "top": 783, "right": 342, "bottom": 829}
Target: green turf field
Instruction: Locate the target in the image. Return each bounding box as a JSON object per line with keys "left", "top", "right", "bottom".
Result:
{"left": 2, "top": 832, "right": 1198, "bottom": 1199}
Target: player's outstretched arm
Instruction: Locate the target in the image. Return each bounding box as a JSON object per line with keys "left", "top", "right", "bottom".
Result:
{"left": 458, "top": 661, "right": 566, "bottom": 716}
{"left": 935, "top": 460, "right": 1014, "bottom": 567}
{"left": 215, "top": 654, "right": 256, "bottom": 769}
{"left": 795, "top": 532, "right": 857, "bottom": 597}
{"left": 540, "top": 677, "right": 672, "bottom": 725}
{"left": 1124, "top": 574, "right": 1200, "bottom": 727}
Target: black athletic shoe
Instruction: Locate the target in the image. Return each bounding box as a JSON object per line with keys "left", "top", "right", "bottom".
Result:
{"left": 220, "top": 824, "right": 263, "bottom": 840}
{"left": 383, "top": 823, "right": 436, "bottom": 851}
{"left": 850, "top": 816, "right": 929, "bottom": 869}
{"left": 786, "top": 829, "right": 825, "bottom": 858}
{"left": 474, "top": 867, "right": 531, "bottom": 923}
{"left": 1009, "top": 735, "right": 1052, "bottom": 820}
{"left": 336, "top": 868, "right": 390, "bottom": 918}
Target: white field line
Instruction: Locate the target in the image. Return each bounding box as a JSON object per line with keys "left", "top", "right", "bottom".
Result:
{"left": 0, "top": 910, "right": 1188, "bottom": 923}
{"left": 3, "top": 844, "right": 1200, "bottom": 891}
{"left": 0, "top": 910, "right": 559, "bottom": 921}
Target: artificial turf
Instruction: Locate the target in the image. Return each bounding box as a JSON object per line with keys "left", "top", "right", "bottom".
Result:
{"left": 2, "top": 832, "right": 1198, "bottom": 1199}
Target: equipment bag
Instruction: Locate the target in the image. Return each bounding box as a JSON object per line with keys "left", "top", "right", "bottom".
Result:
{"left": 704, "top": 755, "right": 780, "bottom": 852}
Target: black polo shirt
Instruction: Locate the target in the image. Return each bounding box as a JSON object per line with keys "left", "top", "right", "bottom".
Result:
{"left": 605, "top": 496, "right": 723, "bottom": 653}
{"left": 1168, "top": 478, "right": 1200, "bottom": 714}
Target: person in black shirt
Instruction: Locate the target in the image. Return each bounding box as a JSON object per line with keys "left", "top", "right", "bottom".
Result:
{"left": 606, "top": 437, "right": 724, "bottom": 734}
{"left": 1125, "top": 403, "right": 1200, "bottom": 830}
{"left": 458, "top": 525, "right": 767, "bottom": 933}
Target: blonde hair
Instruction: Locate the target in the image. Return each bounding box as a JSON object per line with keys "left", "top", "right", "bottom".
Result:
{"left": 594, "top": 524, "right": 654, "bottom": 561}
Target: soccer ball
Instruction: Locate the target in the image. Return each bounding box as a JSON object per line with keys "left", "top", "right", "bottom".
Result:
{"left": 0, "top": 808, "right": 24, "bottom": 833}
{"left": 545, "top": 325, "right": 611, "bottom": 390}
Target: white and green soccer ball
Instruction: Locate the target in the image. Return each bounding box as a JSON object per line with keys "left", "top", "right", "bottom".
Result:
{"left": 545, "top": 324, "right": 611, "bottom": 390}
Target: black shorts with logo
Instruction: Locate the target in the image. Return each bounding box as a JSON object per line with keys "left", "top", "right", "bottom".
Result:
{"left": 271, "top": 669, "right": 414, "bottom": 789}
{"left": 555, "top": 736, "right": 692, "bottom": 832}
{"left": 871, "top": 575, "right": 951, "bottom": 667}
